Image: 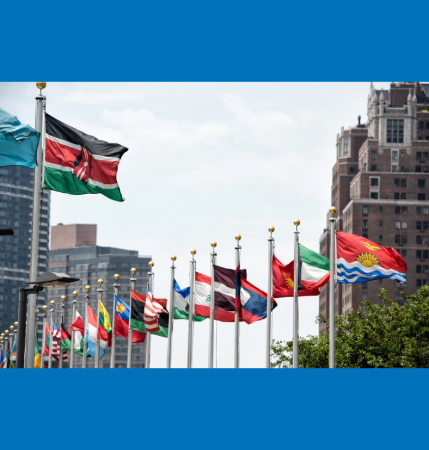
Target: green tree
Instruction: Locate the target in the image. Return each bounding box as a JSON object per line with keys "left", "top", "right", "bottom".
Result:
{"left": 271, "top": 286, "right": 429, "bottom": 368}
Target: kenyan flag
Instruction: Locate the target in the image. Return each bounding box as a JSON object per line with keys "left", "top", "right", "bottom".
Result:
{"left": 44, "top": 114, "right": 128, "bottom": 202}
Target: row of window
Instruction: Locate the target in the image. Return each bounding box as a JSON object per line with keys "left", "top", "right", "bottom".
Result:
{"left": 416, "top": 280, "right": 429, "bottom": 288}
{"left": 394, "top": 235, "right": 429, "bottom": 245}
{"left": 367, "top": 192, "right": 426, "bottom": 200}
{"left": 417, "top": 265, "right": 429, "bottom": 274}
{"left": 362, "top": 221, "right": 429, "bottom": 230}
{"left": 394, "top": 206, "right": 429, "bottom": 216}
{"left": 391, "top": 178, "right": 426, "bottom": 188}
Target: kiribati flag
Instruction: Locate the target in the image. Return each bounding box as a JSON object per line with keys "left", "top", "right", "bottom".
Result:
{"left": 336, "top": 231, "right": 407, "bottom": 284}
{"left": 44, "top": 114, "right": 128, "bottom": 202}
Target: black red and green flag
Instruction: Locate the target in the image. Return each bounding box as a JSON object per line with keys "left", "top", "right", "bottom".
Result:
{"left": 130, "top": 290, "right": 169, "bottom": 338}
{"left": 44, "top": 114, "right": 128, "bottom": 202}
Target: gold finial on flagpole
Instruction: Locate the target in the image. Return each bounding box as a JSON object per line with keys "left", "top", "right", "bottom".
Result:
{"left": 131, "top": 268, "right": 137, "bottom": 274}
{"left": 114, "top": 274, "right": 120, "bottom": 280}
{"left": 149, "top": 261, "right": 154, "bottom": 268}
{"left": 98, "top": 279, "right": 103, "bottom": 286}
{"left": 50, "top": 300, "right": 55, "bottom": 306}
{"left": 330, "top": 206, "right": 337, "bottom": 215}
{"left": 61, "top": 295, "right": 66, "bottom": 302}
{"left": 5, "top": 330, "right": 9, "bottom": 335}
{"left": 171, "top": 256, "right": 177, "bottom": 261}
{"left": 73, "top": 291, "right": 78, "bottom": 297}
{"left": 190, "top": 250, "right": 196, "bottom": 255}
{"left": 235, "top": 234, "right": 241, "bottom": 242}
{"left": 211, "top": 241, "right": 217, "bottom": 248}
{"left": 14, "top": 322, "right": 18, "bottom": 327}
{"left": 10, "top": 326, "right": 14, "bottom": 331}
{"left": 268, "top": 226, "right": 275, "bottom": 233}
{"left": 85, "top": 285, "right": 91, "bottom": 292}
{"left": 43, "top": 305, "right": 48, "bottom": 311}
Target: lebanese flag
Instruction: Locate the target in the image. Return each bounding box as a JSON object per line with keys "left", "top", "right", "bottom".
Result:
{"left": 272, "top": 254, "right": 321, "bottom": 298}
{"left": 44, "top": 114, "right": 128, "bottom": 202}
{"left": 336, "top": 231, "right": 407, "bottom": 284}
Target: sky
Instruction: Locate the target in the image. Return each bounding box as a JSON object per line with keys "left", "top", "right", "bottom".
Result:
{"left": 0, "top": 81, "right": 393, "bottom": 368}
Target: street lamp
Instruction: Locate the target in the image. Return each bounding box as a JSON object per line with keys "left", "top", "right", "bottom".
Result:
{"left": 16, "top": 272, "right": 79, "bottom": 368}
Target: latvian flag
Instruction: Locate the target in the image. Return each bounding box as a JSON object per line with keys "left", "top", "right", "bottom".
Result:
{"left": 44, "top": 114, "right": 128, "bottom": 202}
{"left": 336, "top": 231, "right": 407, "bottom": 284}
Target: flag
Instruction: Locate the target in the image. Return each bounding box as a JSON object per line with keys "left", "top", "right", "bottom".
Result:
{"left": 44, "top": 114, "right": 128, "bottom": 202}
{"left": 0, "top": 350, "right": 5, "bottom": 368}
{"left": 173, "top": 280, "right": 206, "bottom": 321}
{"left": 99, "top": 300, "right": 113, "bottom": 346}
{"left": 239, "top": 276, "right": 278, "bottom": 324}
{"left": 298, "top": 244, "right": 330, "bottom": 291}
{"left": 114, "top": 296, "right": 146, "bottom": 343}
{"left": 34, "top": 330, "right": 41, "bottom": 368}
{"left": 60, "top": 318, "right": 72, "bottom": 362}
{"left": 193, "top": 272, "right": 212, "bottom": 319}
{"left": 144, "top": 289, "right": 169, "bottom": 336}
{"left": 130, "top": 290, "right": 147, "bottom": 337}
{"left": 70, "top": 311, "right": 90, "bottom": 356}
{"left": 84, "top": 304, "right": 109, "bottom": 359}
{"left": 10, "top": 339, "right": 16, "bottom": 368}
{"left": 0, "top": 107, "right": 39, "bottom": 168}
{"left": 272, "top": 254, "right": 321, "bottom": 298}
{"left": 44, "top": 320, "right": 61, "bottom": 361}
{"left": 336, "top": 231, "right": 407, "bottom": 284}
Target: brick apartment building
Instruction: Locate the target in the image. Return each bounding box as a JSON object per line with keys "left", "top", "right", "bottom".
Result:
{"left": 319, "top": 82, "right": 429, "bottom": 335}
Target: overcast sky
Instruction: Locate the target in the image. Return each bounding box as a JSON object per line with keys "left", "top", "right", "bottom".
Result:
{"left": 0, "top": 82, "right": 392, "bottom": 368}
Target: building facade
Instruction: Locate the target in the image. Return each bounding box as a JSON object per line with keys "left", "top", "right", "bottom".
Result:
{"left": 47, "top": 224, "right": 150, "bottom": 368}
{"left": 0, "top": 165, "right": 50, "bottom": 334}
{"left": 319, "top": 82, "right": 429, "bottom": 335}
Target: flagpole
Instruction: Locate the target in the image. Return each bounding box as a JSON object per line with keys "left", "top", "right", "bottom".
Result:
{"left": 166, "top": 256, "right": 176, "bottom": 369}
{"left": 70, "top": 291, "right": 78, "bottom": 369}
{"left": 48, "top": 300, "right": 55, "bottom": 369}
{"left": 329, "top": 207, "right": 337, "bottom": 369}
{"left": 111, "top": 274, "right": 120, "bottom": 369}
{"left": 234, "top": 235, "right": 241, "bottom": 369}
{"left": 59, "top": 295, "right": 65, "bottom": 369}
{"left": 40, "top": 305, "right": 47, "bottom": 369}
{"left": 293, "top": 219, "right": 300, "bottom": 368}
{"left": 208, "top": 242, "right": 217, "bottom": 368}
{"left": 95, "top": 279, "right": 103, "bottom": 368}
{"left": 145, "top": 261, "right": 154, "bottom": 369}
{"left": 187, "top": 250, "right": 196, "bottom": 368}
{"left": 26, "top": 82, "right": 47, "bottom": 369}
{"left": 265, "top": 226, "right": 275, "bottom": 368}
{"left": 127, "top": 268, "right": 136, "bottom": 368}
{"left": 9, "top": 327, "right": 13, "bottom": 363}
{"left": 83, "top": 285, "right": 90, "bottom": 368}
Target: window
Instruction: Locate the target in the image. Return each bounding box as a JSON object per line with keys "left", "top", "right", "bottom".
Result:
{"left": 362, "top": 282, "right": 368, "bottom": 290}
{"left": 343, "top": 137, "right": 350, "bottom": 157}
{"left": 392, "top": 150, "right": 399, "bottom": 160}
{"left": 394, "top": 193, "right": 400, "bottom": 200}
{"left": 395, "top": 235, "right": 401, "bottom": 244}
{"left": 379, "top": 235, "right": 383, "bottom": 242}
{"left": 424, "top": 266, "right": 429, "bottom": 274}
{"left": 417, "top": 207, "right": 422, "bottom": 215}
{"left": 424, "top": 152, "right": 429, "bottom": 161}
{"left": 424, "top": 237, "right": 429, "bottom": 245}
{"left": 424, "top": 166, "right": 429, "bottom": 173}
{"left": 417, "top": 280, "right": 423, "bottom": 288}
{"left": 363, "top": 205, "right": 368, "bottom": 215}
{"left": 362, "top": 292, "right": 368, "bottom": 301}
{"left": 371, "top": 150, "right": 377, "bottom": 160}
{"left": 424, "top": 222, "right": 429, "bottom": 230}
{"left": 370, "top": 192, "right": 379, "bottom": 199}
{"left": 401, "top": 179, "right": 407, "bottom": 187}
{"left": 425, "top": 207, "right": 429, "bottom": 215}
{"left": 417, "top": 265, "right": 422, "bottom": 274}
{"left": 418, "top": 193, "right": 426, "bottom": 201}
{"left": 417, "top": 236, "right": 422, "bottom": 244}
{"left": 417, "top": 152, "right": 422, "bottom": 160}
{"left": 392, "top": 165, "right": 398, "bottom": 172}
{"left": 418, "top": 179, "right": 426, "bottom": 188}
{"left": 403, "top": 207, "right": 408, "bottom": 215}
{"left": 394, "top": 178, "right": 400, "bottom": 187}
{"left": 363, "top": 220, "right": 368, "bottom": 230}
{"left": 371, "top": 178, "right": 379, "bottom": 186}
{"left": 380, "top": 206, "right": 383, "bottom": 213}
{"left": 380, "top": 220, "right": 383, "bottom": 226}
{"left": 402, "top": 221, "right": 408, "bottom": 229}
{"left": 402, "top": 235, "right": 408, "bottom": 245}
{"left": 417, "top": 221, "right": 422, "bottom": 230}
{"left": 402, "top": 249, "right": 407, "bottom": 257}
{"left": 362, "top": 233, "right": 368, "bottom": 238}
{"left": 419, "top": 122, "right": 424, "bottom": 130}
{"left": 371, "top": 165, "right": 377, "bottom": 171}
{"left": 387, "top": 119, "right": 404, "bottom": 143}
{"left": 350, "top": 167, "right": 355, "bottom": 175}
{"left": 395, "top": 206, "right": 401, "bottom": 215}
{"left": 401, "top": 193, "right": 407, "bottom": 199}
{"left": 416, "top": 166, "right": 422, "bottom": 173}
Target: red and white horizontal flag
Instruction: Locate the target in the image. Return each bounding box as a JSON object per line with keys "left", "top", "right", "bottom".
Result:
{"left": 144, "top": 289, "right": 167, "bottom": 333}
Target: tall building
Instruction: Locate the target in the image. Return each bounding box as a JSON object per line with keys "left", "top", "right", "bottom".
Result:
{"left": 47, "top": 223, "right": 150, "bottom": 368}
{"left": 0, "top": 166, "right": 50, "bottom": 334}
{"left": 319, "top": 82, "right": 429, "bottom": 335}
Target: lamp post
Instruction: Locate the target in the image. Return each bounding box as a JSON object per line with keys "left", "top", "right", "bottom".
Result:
{"left": 16, "top": 272, "right": 79, "bottom": 368}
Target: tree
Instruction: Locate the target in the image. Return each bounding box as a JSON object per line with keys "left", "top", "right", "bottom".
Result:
{"left": 271, "top": 286, "right": 429, "bottom": 368}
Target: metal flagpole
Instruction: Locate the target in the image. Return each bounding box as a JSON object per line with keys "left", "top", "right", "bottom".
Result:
{"left": 127, "top": 268, "right": 136, "bottom": 368}
{"left": 111, "top": 274, "right": 120, "bottom": 368}
{"left": 95, "top": 279, "right": 103, "bottom": 368}
{"left": 9, "top": 327, "right": 13, "bottom": 363}
{"left": 265, "top": 226, "right": 275, "bottom": 368}
{"left": 70, "top": 291, "right": 78, "bottom": 368}
{"left": 166, "top": 256, "right": 176, "bottom": 368}
{"left": 59, "top": 295, "right": 65, "bottom": 369}
{"left": 208, "top": 242, "right": 217, "bottom": 368}
{"left": 4, "top": 330, "right": 10, "bottom": 362}
{"left": 234, "top": 235, "right": 241, "bottom": 369}
{"left": 48, "top": 300, "right": 55, "bottom": 369}
{"left": 82, "top": 286, "right": 90, "bottom": 369}
{"left": 329, "top": 206, "right": 337, "bottom": 369}
{"left": 40, "top": 305, "right": 47, "bottom": 369}
{"left": 26, "top": 82, "right": 47, "bottom": 369}
{"left": 293, "top": 219, "right": 300, "bottom": 368}
{"left": 187, "top": 250, "right": 196, "bottom": 368}
{"left": 145, "top": 261, "right": 154, "bottom": 369}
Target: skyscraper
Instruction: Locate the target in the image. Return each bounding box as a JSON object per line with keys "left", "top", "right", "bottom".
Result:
{"left": 0, "top": 165, "right": 50, "bottom": 334}
{"left": 319, "top": 82, "right": 429, "bottom": 335}
{"left": 47, "top": 223, "right": 150, "bottom": 368}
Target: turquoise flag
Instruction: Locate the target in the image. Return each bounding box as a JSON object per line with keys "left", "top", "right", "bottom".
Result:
{"left": 0, "top": 107, "right": 39, "bottom": 168}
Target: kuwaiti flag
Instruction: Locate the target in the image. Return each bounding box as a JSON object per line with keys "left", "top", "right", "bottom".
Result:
{"left": 174, "top": 280, "right": 206, "bottom": 321}
{"left": 85, "top": 304, "right": 109, "bottom": 359}
{"left": 336, "top": 231, "right": 407, "bottom": 284}
{"left": 44, "top": 114, "right": 128, "bottom": 202}
{"left": 298, "top": 244, "right": 330, "bottom": 292}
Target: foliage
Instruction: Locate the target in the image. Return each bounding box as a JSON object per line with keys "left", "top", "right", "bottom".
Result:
{"left": 271, "top": 286, "right": 429, "bottom": 368}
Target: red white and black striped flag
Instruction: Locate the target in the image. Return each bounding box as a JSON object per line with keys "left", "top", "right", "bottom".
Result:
{"left": 144, "top": 289, "right": 168, "bottom": 333}
{"left": 44, "top": 114, "right": 128, "bottom": 202}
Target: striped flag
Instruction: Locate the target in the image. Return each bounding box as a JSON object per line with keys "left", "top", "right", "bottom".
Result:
{"left": 144, "top": 289, "right": 167, "bottom": 333}
{"left": 44, "top": 320, "right": 67, "bottom": 361}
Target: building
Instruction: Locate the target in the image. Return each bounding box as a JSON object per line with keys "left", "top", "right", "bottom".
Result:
{"left": 0, "top": 165, "right": 50, "bottom": 334}
{"left": 47, "top": 223, "right": 150, "bottom": 368}
{"left": 319, "top": 82, "right": 429, "bottom": 335}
